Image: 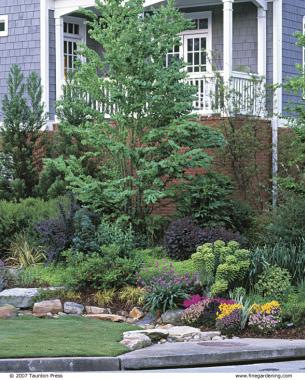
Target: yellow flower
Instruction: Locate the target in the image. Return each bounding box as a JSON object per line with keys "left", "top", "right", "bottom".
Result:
{"left": 250, "top": 300, "right": 280, "bottom": 315}
{"left": 216, "top": 303, "right": 242, "bottom": 320}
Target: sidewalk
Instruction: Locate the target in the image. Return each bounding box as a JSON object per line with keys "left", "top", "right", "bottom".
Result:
{"left": 1, "top": 339, "right": 305, "bottom": 372}
{"left": 119, "top": 338, "right": 305, "bottom": 370}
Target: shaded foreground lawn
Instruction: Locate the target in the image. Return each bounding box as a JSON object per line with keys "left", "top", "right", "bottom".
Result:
{"left": 0, "top": 317, "right": 139, "bottom": 358}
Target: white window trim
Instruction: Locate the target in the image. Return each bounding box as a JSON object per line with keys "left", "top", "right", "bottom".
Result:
{"left": 179, "top": 11, "right": 212, "bottom": 73}
{"left": 63, "top": 16, "right": 86, "bottom": 42}
{"left": 0, "top": 15, "right": 8, "bottom": 37}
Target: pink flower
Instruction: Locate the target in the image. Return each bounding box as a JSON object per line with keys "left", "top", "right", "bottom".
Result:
{"left": 183, "top": 294, "right": 203, "bottom": 309}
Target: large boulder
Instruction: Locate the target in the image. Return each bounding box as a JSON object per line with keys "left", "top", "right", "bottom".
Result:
{"left": 85, "top": 306, "right": 111, "bottom": 315}
{"left": 120, "top": 333, "right": 152, "bottom": 351}
{"left": 84, "top": 314, "right": 126, "bottom": 322}
{"left": 64, "top": 302, "right": 84, "bottom": 315}
{"left": 0, "top": 288, "right": 40, "bottom": 308}
{"left": 160, "top": 309, "right": 184, "bottom": 325}
{"left": 33, "top": 299, "right": 63, "bottom": 316}
{"left": 0, "top": 304, "right": 17, "bottom": 319}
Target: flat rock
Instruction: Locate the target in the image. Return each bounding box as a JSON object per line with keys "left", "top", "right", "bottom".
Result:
{"left": 64, "top": 302, "right": 84, "bottom": 315}
{"left": 85, "top": 306, "right": 111, "bottom": 315}
{"left": 84, "top": 314, "right": 126, "bottom": 322}
{"left": 129, "top": 307, "right": 144, "bottom": 320}
{"left": 0, "top": 288, "right": 39, "bottom": 308}
{"left": 33, "top": 299, "right": 63, "bottom": 316}
{"left": 120, "top": 333, "right": 152, "bottom": 351}
{"left": 166, "top": 326, "right": 201, "bottom": 342}
{"left": 123, "top": 329, "right": 169, "bottom": 342}
{"left": 160, "top": 309, "right": 184, "bottom": 325}
{"left": 0, "top": 304, "right": 17, "bottom": 319}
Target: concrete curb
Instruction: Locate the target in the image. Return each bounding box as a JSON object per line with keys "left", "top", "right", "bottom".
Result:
{"left": 2, "top": 339, "right": 305, "bottom": 372}
{"left": 0, "top": 357, "right": 120, "bottom": 372}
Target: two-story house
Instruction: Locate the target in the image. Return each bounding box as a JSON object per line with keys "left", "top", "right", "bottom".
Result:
{"left": 0, "top": 0, "right": 305, "bottom": 201}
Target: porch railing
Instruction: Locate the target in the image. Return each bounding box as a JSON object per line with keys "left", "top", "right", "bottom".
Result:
{"left": 186, "top": 71, "right": 265, "bottom": 116}
{"left": 64, "top": 71, "right": 265, "bottom": 118}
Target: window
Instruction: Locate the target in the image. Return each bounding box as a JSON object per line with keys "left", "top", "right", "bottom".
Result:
{"left": 63, "top": 18, "right": 85, "bottom": 79}
{"left": 184, "top": 35, "right": 207, "bottom": 73}
{"left": 64, "top": 22, "right": 80, "bottom": 36}
{"left": 64, "top": 40, "right": 78, "bottom": 77}
{"left": 166, "top": 44, "right": 181, "bottom": 66}
{"left": 192, "top": 18, "right": 209, "bottom": 31}
{"left": 0, "top": 15, "right": 8, "bottom": 37}
{"left": 165, "top": 12, "right": 211, "bottom": 72}
{"left": 182, "top": 12, "right": 211, "bottom": 74}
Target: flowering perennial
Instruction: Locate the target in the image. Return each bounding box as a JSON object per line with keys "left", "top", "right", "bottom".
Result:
{"left": 216, "top": 303, "right": 242, "bottom": 320}
{"left": 248, "top": 301, "right": 281, "bottom": 334}
{"left": 216, "top": 303, "right": 242, "bottom": 337}
{"left": 250, "top": 301, "right": 280, "bottom": 315}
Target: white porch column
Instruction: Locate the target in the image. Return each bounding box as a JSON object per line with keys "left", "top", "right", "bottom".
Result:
{"left": 55, "top": 16, "right": 64, "bottom": 116}
{"left": 40, "top": 0, "right": 50, "bottom": 118}
{"left": 222, "top": 0, "right": 234, "bottom": 83}
{"left": 257, "top": 7, "right": 267, "bottom": 78}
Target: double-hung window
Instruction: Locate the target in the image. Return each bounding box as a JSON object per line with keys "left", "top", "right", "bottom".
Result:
{"left": 63, "top": 17, "right": 85, "bottom": 79}
{"left": 0, "top": 15, "right": 8, "bottom": 37}
{"left": 165, "top": 12, "right": 212, "bottom": 74}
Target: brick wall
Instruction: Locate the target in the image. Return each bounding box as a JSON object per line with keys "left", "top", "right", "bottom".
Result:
{"left": 155, "top": 117, "right": 272, "bottom": 216}
{"left": 0, "top": 0, "right": 40, "bottom": 122}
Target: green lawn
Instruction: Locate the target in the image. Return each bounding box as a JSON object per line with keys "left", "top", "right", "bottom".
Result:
{"left": 0, "top": 317, "right": 139, "bottom": 358}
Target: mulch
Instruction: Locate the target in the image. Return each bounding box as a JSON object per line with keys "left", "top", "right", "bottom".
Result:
{"left": 240, "top": 327, "right": 305, "bottom": 339}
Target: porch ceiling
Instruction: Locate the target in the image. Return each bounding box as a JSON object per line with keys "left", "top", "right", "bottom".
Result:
{"left": 53, "top": 0, "right": 267, "bottom": 18}
{"left": 144, "top": 0, "right": 267, "bottom": 10}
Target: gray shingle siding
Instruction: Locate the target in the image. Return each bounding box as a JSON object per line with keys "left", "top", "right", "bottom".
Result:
{"left": 182, "top": 3, "right": 258, "bottom": 73}
{"left": 233, "top": 2, "right": 257, "bottom": 73}
{"left": 282, "top": 0, "right": 305, "bottom": 115}
{"left": 49, "top": 9, "right": 56, "bottom": 120}
{"left": 0, "top": 0, "right": 40, "bottom": 122}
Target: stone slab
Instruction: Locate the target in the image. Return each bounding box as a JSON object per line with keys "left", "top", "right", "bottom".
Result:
{"left": 119, "top": 338, "right": 305, "bottom": 370}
